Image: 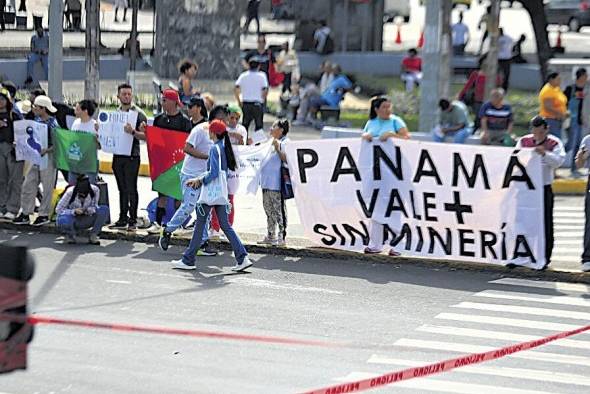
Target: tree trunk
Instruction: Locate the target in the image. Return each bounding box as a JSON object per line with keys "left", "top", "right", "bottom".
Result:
{"left": 520, "top": 0, "right": 551, "bottom": 83}
{"left": 419, "top": 0, "right": 443, "bottom": 133}
{"left": 85, "top": 0, "right": 100, "bottom": 100}
{"left": 484, "top": 0, "right": 500, "bottom": 99}
{"left": 439, "top": 0, "right": 452, "bottom": 99}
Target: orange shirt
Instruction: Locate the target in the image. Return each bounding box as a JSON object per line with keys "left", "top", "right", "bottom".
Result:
{"left": 539, "top": 83, "right": 567, "bottom": 119}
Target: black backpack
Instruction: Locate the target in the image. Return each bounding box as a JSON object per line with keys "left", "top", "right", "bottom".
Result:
{"left": 322, "top": 34, "right": 335, "bottom": 55}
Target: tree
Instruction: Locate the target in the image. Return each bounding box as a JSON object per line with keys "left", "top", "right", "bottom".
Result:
{"left": 519, "top": 0, "right": 551, "bottom": 82}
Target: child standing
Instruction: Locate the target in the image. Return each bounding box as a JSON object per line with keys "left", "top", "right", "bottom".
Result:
{"left": 258, "top": 119, "right": 289, "bottom": 246}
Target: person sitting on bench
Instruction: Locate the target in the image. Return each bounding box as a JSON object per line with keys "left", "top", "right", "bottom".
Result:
{"left": 308, "top": 64, "right": 352, "bottom": 121}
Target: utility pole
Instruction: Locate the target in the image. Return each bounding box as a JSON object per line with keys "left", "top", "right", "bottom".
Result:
{"left": 85, "top": 0, "right": 100, "bottom": 100}
{"left": 418, "top": 0, "right": 443, "bottom": 133}
{"left": 48, "top": 0, "right": 63, "bottom": 102}
{"left": 439, "top": 0, "right": 452, "bottom": 99}
{"left": 484, "top": 0, "right": 501, "bottom": 99}
{"left": 129, "top": 0, "right": 139, "bottom": 72}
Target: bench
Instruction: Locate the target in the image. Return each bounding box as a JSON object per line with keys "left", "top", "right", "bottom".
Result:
{"left": 319, "top": 106, "right": 341, "bottom": 124}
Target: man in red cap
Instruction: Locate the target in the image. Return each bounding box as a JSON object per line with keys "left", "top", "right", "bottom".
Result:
{"left": 141, "top": 88, "right": 192, "bottom": 234}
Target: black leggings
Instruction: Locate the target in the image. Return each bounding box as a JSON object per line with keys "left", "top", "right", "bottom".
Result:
{"left": 112, "top": 155, "right": 140, "bottom": 223}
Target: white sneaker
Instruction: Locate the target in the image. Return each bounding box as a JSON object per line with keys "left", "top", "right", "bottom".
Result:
{"left": 209, "top": 230, "right": 221, "bottom": 239}
{"left": 171, "top": 259, "right": 196, "bottom": 270}
{"left": 582, "top": 261, "right": 590, "bottom": 272}
{"left": 257, "top": 235, "right": 277, "bottom": 245}
{"left": 146, "top": 222, "right": 161, "bottom": 234}
{"left": 231, "top": 256, "right": 253, "bottom": 272}
{"left": 3, "top": 212, "right": 16, "bottom": 221}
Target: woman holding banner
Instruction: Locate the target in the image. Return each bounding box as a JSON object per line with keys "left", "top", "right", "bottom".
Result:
{"left": 173, "top": 119, "right": 252, "bottom": 272}
{"left": 361, "top": 96, "right": 410, "bottom": 256}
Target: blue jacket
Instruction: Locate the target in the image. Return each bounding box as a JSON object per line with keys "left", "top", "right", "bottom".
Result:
{"left": 202, "top": 140, "right": 228, "bottom": 185}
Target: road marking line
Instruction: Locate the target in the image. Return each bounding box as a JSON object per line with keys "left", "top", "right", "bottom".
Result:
{"left": 554, "top": 206, "right": 585, "bottom": 211}
{"left": 393, "top": 338, "right": 590, "bottom": 366}
{"left": 366, "top": 356, "right": 590, "bottom": 386}
{"left": 333, "top": 372, "right": 560, "bottom": 394}
{"left": 436, "top": 313, "right": 581, "bottom": 331}
{"left": 474, "top": 290, "right": 590, "bottom": 307}
{"left": 452, "top": 302, "right": 590, "bottom": 320}
{"left": 225, "top": 277, "right": 343, "bottom": 294}
{"left": 553, "top": 212, "right": 585, "bottom": 218}
{"left": 105, "top": 280, "right": 132, "bottom": 284}
{"left": 489, "top": 278, "right": 590, "bottom": 293}
{"left": 415, "top": 325, "right": 590, "bottom": 350}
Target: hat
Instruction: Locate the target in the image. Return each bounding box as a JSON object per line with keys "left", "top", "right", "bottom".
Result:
{"left": 1, "top": 81, "right": 17, "bottom": 98}
{"left": 228, "top": 104, "right": 242, "bottom": 115}
{"left": 209, "top": 119, "right": 227, "bottom": 136}
{"left": 34, "top": 95, "right": 57, "bottom": 113}
{"left": 0, "top": 88, "right": 10, "bottom": 101}
{"left": 162, "top": 88, "right": 183, "bottom": 107}
{"left": 530, "top": 115, "right": 548, "bottom": 128}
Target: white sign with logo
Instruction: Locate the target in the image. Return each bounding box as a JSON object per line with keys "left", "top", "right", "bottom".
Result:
{"left": 97, "top": 111, "right": 138, "bottom": 156}
{"left": 14, "top": 120, "right": 49, "bottom": 169}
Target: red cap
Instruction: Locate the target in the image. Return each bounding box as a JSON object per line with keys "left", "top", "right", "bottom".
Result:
{"left": 209, "top": 119, "right": 227, "bottom": 135}
{"left": 162, "top": 88, "right": 183, "bottom": 107}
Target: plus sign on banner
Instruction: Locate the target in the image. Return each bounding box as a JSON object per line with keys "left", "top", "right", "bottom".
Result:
{"left": 284, "top": 138, "right": 546, "bottom": 269}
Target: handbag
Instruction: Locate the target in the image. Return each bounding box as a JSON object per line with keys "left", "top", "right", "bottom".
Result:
{"left": 280, "top": 166, "right": 294, "bottom": 200}
{"left": 197, "top": 144, "right": 229, "bottom": 207}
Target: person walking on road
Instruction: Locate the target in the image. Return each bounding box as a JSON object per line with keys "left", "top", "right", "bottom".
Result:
{"left": 173, "top": 119, "right": 252, "bottom": 272}
{"left": 564, "top": 68, "right": 588, "bottom": 178}
{"left": 538, "top": 71, "right": 568, "bottom": 139}
{"left": 574, "top": 132, "right": 590, "bottom": 272}
{"left": 452, "top": 12, "right": 470, "bottom": 56}
{"left": 25, "top": 27, "right": 49, "bottom": 84}
{"left": 108, "top": 83, "right": 147, "bottom": 231}
{"left": 516, "top": 116, "right": 565, "bottom": 269}
{"left": 158, "top": 102, "right": 228, "bottom": 257}
{"left": 243, "top": 0, "right": 261, "bottom": 35}
{"left": 498, "top": 28, "right": 514, "bottom": 91}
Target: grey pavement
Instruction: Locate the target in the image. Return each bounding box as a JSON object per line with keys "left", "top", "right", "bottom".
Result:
{"left": 0, "top": 231, "right": 588, "bottom": 393}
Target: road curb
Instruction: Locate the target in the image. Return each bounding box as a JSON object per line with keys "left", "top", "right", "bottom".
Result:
{"left": 97, "top": 159, "right": 588, "bottom": 195}
{"left": 1, "top": 222, "right": 588, "bottom": 284}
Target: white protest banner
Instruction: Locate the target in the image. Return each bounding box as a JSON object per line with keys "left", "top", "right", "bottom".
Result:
{"left": 284, "top": 138, "right": 546, "bottom": 269}
{"left": 230, "top": 141, "right": 273, "bottom": 195}
{"left": 97, "top": 111, "right": 138, "bottom": 155}
{"left": 14, "top": 120, "right": 48, "bottom": 169}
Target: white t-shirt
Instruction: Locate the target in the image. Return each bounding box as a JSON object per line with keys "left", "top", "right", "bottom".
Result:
{"left": 235, "top": 70, "right": 268, "bottom": 103}
{"left": 498, "top": 35, "right": 514, "bottom": 60}
{"left": 314, "top": 26, "right": 331, "bottom": 52}
{"left": 181, "top": 123, "right": 212, "bottom": 177}
{"left": 452, "top": 22, "right": 469, "bottom": 46}
{"left": 71, "top": 118, "right": 97, "bottom": 133}
{"left": 228, "top": 124, "right": 248, "bottom": 145}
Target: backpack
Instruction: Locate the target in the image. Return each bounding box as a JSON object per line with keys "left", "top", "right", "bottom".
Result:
{"left": 322, "top": 34, "right": 335, "bottom": 55}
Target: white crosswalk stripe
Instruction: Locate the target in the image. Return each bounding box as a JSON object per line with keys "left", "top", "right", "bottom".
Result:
{"left": 338, "top": 277, "right": 590, "bottom": 393}
{"left": 452, "top": 301, "right": 590, "bottom": 320}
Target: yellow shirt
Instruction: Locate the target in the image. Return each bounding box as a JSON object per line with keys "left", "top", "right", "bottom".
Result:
{"left": 539, "top": 83, "right": 567, "bottom": 119}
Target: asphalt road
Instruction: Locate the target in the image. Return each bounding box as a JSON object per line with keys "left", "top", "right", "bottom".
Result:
{"left": 1, "top": 231, "right": 589, "bottom": 393}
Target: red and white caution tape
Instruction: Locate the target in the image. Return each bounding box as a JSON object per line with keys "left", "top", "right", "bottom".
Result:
{"left": 300, "top": 323, "right": 590, "bottom": 394}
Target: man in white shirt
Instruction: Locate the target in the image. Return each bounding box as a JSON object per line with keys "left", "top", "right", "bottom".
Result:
{"left": 498, "top": 28, "right": 514, "bottom": 91}
{"left": 516, "top": 116, "right": 565, "bottom": 269}
{"left": 69, "top": 99, "right": 99, "bottom": 185}
{"left": 313, "top": 20, "right": 331, "bottom": 54}
{"left": 234, "top": 60, "right": 268, "bottom": 142}
{"left": 451, "top": 12, "right": 470, "bottom": 56}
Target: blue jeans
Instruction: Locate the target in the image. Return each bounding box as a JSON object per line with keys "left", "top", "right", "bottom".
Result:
{"left": 165, "top": 174, "right": 208, "bottom": 243}
{"left": 547, "top": 118, "right": 562, "bottom": 139}
{"left": 432, "top": 127, "right": 471, "bottom": 144}
{"left": 566, "top": 121, "right": 583, "bottom": 171}
{"left": 57, "top": 205, "right": 109, "bottom": 236}
{"left": 182, "top": 204, "right": 247, "bottom": 265}
{"left": 27, "top": 53, "right": 49, "bottom": 80}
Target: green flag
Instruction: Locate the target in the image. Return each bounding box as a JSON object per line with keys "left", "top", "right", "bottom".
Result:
{"left": 54, "top": 128, "right": 98, "bottom": 174}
